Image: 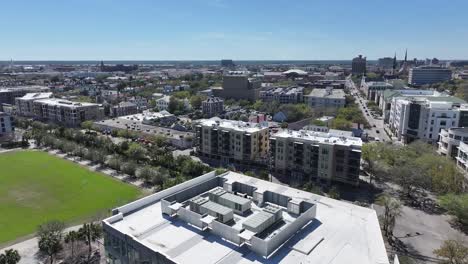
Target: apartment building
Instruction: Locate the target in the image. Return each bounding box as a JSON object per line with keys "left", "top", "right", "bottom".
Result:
{"left": 212, "top": 73, "right": 261, "bottom": 101}
{"left": 438, "top": 127, "right": 468, "bottom": 158}
{"left": 270, "top": 129, "right": 362, "bottom": 186}
{"left": 378, "top": 89, "right": 444, "bottom": 122}
{"left": 388, "top": 96, "right": 468, "bottom": 143}
{"left": 360, "top": 80, "right": 394, "bottom": 103}
{"left": 408, "top": 66, "right": 452, "bottom": 86}
{"left": 202, "top": 97, "right": 224, "bottom": 117}
{"left": 259, "top": 87, "right": 304, "bottom": 104}
{"left": 102, "top": 170, "right": 389, "bottom": 264}
{"left": 156, "top": 95, "right": 171, "bottom": 111}
{"left": 15, "top": 92, "right": 53, "bottom": 117}
{"left": 195, "top": 118, "right": 269, "bottom": 165}
{"left": 0, "top": 86, "right": 49, "bottom": 107}
{"left": 456, "top": 142, "right": 468, "bottom": 173}
{"left": 305, "top": 87, "right": 346, "bottom": 109}
{"left": 0, "top": 112, "right": 14, "bottom": 142}
{"left": 110, "top": 101, "right": 138, "bottom": 117}
{"left": 32, "top": 98, "right": 103, "bottom": 127}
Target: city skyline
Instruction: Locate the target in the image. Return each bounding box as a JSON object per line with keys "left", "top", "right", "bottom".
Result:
{"left": 1, "top": 0, "right": 468, "bottom": 60}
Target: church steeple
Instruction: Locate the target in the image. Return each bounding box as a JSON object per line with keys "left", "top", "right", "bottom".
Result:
{"left": 404, "top": 49, "right": 407, "bottom": 63}
{"left": 393, "top": 52, "right": 397, "bottom": 73}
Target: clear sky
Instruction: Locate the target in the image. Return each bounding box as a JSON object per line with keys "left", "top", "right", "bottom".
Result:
{"left": 1, "top": 0, "right": 467, "bottom": 61}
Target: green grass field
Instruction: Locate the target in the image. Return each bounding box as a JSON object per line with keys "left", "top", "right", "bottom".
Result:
{"left": 0, "top": 150, "right": 142, "bottom": 245}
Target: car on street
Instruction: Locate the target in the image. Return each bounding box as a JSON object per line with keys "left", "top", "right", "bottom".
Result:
{"left": 376, "top": 130, "right": 380, "bottom": 133}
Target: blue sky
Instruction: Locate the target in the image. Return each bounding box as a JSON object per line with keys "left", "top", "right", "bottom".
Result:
{"left": 1, "top": 0, "right": 467, "bottom": 60}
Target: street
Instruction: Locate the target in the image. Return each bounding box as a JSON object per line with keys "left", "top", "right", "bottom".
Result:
{"left": 346, "top": 76, "right": 391, "bottom": 142}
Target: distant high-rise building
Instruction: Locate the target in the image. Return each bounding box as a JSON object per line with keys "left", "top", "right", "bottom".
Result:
{"left": 351, "top": 55, "right": 366, "bottom": 75}
{"left": 377, "top": 57, "right": 394, "bottom": 69}
{"left": 408, "top": 66, "right": 452, "bottom": 85}
{"left": 221, "top": 59, "right": 235, "bottom": 67}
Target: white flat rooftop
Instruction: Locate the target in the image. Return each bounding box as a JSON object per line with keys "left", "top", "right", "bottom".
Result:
{"left": 197, "top": 117, "right": 269, "bottom": 133}
{"left": 106, "top": 171, "right": 388, "bottom": 264}
{"left": 272, "top": 129, "right": 362, "bottom": 147}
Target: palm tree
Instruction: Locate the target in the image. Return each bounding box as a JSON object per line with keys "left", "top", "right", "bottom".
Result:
{"left": 0, "top": 249, "right": 21, "bottom": 264}
{"left": 64, "top": 230, "right": 79, "bottom": 258}
{"left": 78, "top": 222, "right": 102, "bottom": 260}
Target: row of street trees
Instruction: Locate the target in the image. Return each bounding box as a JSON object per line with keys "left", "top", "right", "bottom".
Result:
{"left": 22, "top": 120, "right": 211, "bottom": 190}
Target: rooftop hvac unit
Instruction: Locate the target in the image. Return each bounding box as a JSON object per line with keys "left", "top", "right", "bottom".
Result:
{"left": 189, "top": 196, "right": 208, "bottom": 214}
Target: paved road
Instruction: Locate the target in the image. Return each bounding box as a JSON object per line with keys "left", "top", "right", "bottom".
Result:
{"left": 346, "top": 77, "right": 390, "bottom": 142}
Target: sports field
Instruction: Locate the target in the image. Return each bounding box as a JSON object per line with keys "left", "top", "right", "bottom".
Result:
{"left": 0, "top": 150, "right": 142, "bottom": 245}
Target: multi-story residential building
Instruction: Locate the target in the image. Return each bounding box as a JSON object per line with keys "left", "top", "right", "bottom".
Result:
{"left": 408, "top": 66, "right": 452, "bottom": 86}
{"left": 456, "top": 142, "right": 468, "bottom": 173}
{"left": 128, "top": 96, "right": 149, "bottom": 110}
{"left": 0, "top": 86, "right": 49, "bottom": 108}
{"left": 15, "top": 92, "right": 53, "bottom": 117}
{"left": 438, "top": 127, "right": 468, "bottom": 158}
{"left": 351, "top": 55, "right": 366, "bottom": 75}
{"left": 259, "top": 87, "right": 303, "bottom": 104}
{"left": 102, "top": 170, "right": 389, "bottom": 264}
{"left": 304, "top": 87, "right": 346, "bottom": 109}
{"left": 360, "top": 79, "right": 394, "bottom": 103}
{"left": 388, "top": 96, "right": 468, "bottom": 143}
{"left": 32, "top": 98, "right": 103, "bottom": 127}
{"left": 195, "top": 118, "right": 269, "bottom": 165}
{"left": 378, "top": 90, "right": 444, "bottom": 122}
{"left": 212, "top": 73, "right": 261, "bottom": 101}
{"left": 156, "top": 95, "right": 171, "bottom": 111}
{"left": 0, "top": 112, "right": 14, "bottom": 142}
{"left": 270, "top": 129, "right": 362, "bottom": 186}
{"left": 202, "top": 97, "right": 224, "bottom": 117}
{"left": 110, "top": 101, "right": 138, "bottom": 117}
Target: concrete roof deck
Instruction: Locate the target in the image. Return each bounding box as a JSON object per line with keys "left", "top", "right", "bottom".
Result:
{"left": 105, "top": 171, "right": 389, "bottom": 264}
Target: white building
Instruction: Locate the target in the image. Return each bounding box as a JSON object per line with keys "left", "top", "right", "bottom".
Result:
{"left": 438, "top": 127, "right": 468, "bottom": 158}
{"left": 379, "top": 90, "right": 447, "bottom": 123}
{"left": 32, "top": 98, "right": 104, "bottom": 127}
{"left": 0, "top": 112, "right": 14, "bottom": 142}
{"left": 305, "top": 87, "right": 345, "bottom": 109}
{"left": 408, "top": 66, "right": 452, "bottom": 86}
{"left": 456, "top": 142, "right": 468, "bottom": 173}
{"left": 388, "top": 96, "right": 468, "bottom": 143}
{"left": 259, "top": 87, "right": 304, "bottom": 104}
{"left": 15, "top": 92, "right": 53, "bottom": 117}
{"left": 102, "top": 170, "right": 389, "bottom": 264}
{"left": 156, "top": 95, "right": 171, "bottom": 111}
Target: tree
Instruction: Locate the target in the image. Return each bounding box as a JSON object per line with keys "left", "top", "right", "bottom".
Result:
{"left": 433, "top": 239, "right": 468, "bottom": 264}
{"left": 106, "top": 155, "right": 123, "bottom": 171}
{"left": 64, "top": 230, "right": 79, "bottom": 258}
{"left": 78, "top": 222, "right": 102, "bottom": 260}
{"left": 121, "top": 161, "right": 137, "bottom": 177}
{"left": 189, "top": 95, "right": 203, "bottom": 109}
{"left": 125, "top": 143, "right": 147, "bottom": 162}
{"left": 376, "top": 194, "right": 402, "bottom": 240}
{"left": 37, "top": 220, "right": 65, "bottom": 264}
{"left": 81, "top": 121, "right": 94, "bottom": 132}
{"left": 0, "top": 249, "right": 21, "bottom": 264}
{"left": 328, "top": 186, "right": 340, "bottom": 200}
{"left": 136, "top": 166, "right": 156, "bottom": 183}
{"left": 438, "top": 194, "right": 468, "bottom": 230}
